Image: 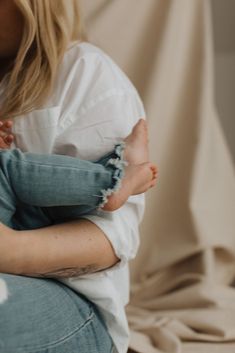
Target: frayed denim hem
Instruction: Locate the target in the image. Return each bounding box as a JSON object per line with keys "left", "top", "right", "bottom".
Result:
{"left": 97, "top": 142, "right": 128, "bottom": 209}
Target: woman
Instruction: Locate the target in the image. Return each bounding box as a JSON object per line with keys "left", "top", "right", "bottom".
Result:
{"left": 0, "top": 1, "right": 150, "bottom": 353}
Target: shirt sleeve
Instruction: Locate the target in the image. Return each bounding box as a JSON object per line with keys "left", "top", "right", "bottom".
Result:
{"left": 53, "top": 52, "right": 147, "bottom": 271}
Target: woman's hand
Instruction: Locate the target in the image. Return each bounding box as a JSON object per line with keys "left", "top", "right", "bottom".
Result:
{"left": 0, "top": 120, "right": 14, "bottom": 149}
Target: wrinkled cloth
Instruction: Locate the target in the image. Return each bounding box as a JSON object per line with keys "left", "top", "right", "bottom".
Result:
{"left": 81, "top": 0, "right": 235, "bottom": 352}
{"left": 0, "top": 41, "right": 146, "bottom": 353}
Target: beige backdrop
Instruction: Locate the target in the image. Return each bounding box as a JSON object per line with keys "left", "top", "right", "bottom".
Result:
{"left": 80, "top": 1, "right": 235, "bottom": 352}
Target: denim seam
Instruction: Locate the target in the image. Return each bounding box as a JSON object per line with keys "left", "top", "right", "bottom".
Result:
{"left": 9, "top": 157, "right": 111, "bottom": 176}
{"left": 110, "top": 345, "right": 115, "bottom": 353}
{"left": 8, "top": 310, "right": 95, "bottom": 353}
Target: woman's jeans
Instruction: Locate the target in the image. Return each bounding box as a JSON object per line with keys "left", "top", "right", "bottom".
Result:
{"left": 0, "top": 146, "right": 125, "bottom": 353}
{"left": 0, "top": 274, "right": 114, "bottom": 353}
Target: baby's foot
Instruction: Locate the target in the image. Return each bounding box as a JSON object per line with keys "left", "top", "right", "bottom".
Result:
{"left": 102, "top": 119, "right": 158, "bottom": 211}
{"left": 102, "top": 162, "right": 157, "bottom": 211}
{"left": 124, "top": 119, "right": 149, "bottom": 164}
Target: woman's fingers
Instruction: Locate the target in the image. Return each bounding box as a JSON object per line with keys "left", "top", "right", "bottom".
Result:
{"left": 0, "top": 120, "right": 13, "bottom": 131}
{"left": 0, "top": 137, "right": 11, "bottom": 149}
{"left": 4, "top": 134, "right": 14, "bottom": 144}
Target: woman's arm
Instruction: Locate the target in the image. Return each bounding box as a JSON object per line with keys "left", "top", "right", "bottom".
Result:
{"left": 0, "top": 219, "right": 120, "bottom": 277}
{"left": 0, "top": 120, "right": 119, "bottom": 277}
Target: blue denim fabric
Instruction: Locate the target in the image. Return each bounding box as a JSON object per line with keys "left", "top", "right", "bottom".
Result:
{"left": 0, "top": 144, "right": 125, "bottom": 229}
{"left": 0, "top": 147, "right": 126, "bottom": 352}
{"left": 0, "top": 274, "right": 114, "bottom": 353}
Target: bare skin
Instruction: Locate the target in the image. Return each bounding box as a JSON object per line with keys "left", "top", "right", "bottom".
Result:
{"left": 103, "top": 119, "right": 157, "bottom": 211}
{"left": 0, "top": 0, "right": 24, "bottom": 81}
{"left": 0, "top": 118, "right": 156, "bottom": 213}
{"left": 0, "top": 120, "right": 14, "bottom": 147}
{"left": 0, "top": 1, "right": 158, "bottom": 278}
{"left": 0, "top": 1, "right": 157, "bottom": 214}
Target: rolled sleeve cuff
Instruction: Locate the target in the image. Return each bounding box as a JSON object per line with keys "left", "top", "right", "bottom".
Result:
{"left": 81, "top": 202, "right": 142, "bottom": 272}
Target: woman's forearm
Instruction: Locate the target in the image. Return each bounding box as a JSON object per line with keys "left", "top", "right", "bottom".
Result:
{"left": 1, "top": 220, "right": 119, "bottom": 278}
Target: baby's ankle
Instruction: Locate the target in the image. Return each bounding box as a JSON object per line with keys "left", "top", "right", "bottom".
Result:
{"left": 101, "top": 193, "right": 122, "bottom": 211}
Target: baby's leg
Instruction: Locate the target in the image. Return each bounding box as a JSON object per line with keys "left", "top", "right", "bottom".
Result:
{"left": 0, "top": 148, "right": 121, "bottom": 211}
{"left": 0, "top": 119, "right": 156, "bottom": 227}
{"left": 0, "top": 147, "right": 125, "bottom": 227}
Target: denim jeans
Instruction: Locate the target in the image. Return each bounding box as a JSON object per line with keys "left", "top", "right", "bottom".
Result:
{"left": 0, "top": 143, "right": 125, "bottom": 230}
{"left": 0, "top": 274, "right": 114, "bottom": 353}
{"left": 0, "top": 146, "right": 125, "bottom": 353}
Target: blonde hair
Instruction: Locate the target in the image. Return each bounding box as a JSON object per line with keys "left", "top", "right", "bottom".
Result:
{"left": 0, "top": 0, "right": 85, "bottom": 120}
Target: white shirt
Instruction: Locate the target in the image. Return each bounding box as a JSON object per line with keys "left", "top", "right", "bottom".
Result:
{"left": 0, "top": 42, "right": 145, "bottom": 353}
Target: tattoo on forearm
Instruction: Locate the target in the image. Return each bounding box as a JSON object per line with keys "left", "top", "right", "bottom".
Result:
{"left": 23, "top": 264, "right": 100, "bottom": 278}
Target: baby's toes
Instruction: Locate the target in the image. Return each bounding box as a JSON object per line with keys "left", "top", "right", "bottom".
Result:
{"left": 150, "top": 164, "right": 158, "bottom": 176}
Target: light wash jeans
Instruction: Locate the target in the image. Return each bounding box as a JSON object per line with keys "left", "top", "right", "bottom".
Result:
{"left": 0, "top": 144, "right": 125, "bottom": 353}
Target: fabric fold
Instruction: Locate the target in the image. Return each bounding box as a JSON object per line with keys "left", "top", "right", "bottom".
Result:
{"left": 81, "top": 0, "right": 235, "bottom": 352}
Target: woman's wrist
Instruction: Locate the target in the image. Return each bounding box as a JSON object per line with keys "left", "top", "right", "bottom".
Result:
{"left": 0, "top": 223, "right": 25, "bottom": 274}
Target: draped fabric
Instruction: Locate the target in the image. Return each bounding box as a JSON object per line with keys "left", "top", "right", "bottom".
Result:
{"left": 80, "top": 1, "right": 235, "bottom": 352}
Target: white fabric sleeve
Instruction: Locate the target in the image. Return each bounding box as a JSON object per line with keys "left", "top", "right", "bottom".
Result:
{"left": 54, "top": 52, "right": 147, "bottom": 270}
{"left": 82, "top": 194, "right": 145, "bottom": 271}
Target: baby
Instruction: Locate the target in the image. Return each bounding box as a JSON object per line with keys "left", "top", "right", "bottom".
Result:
{"left": 0, "top": 119, "right": 157, "bottom": 229}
